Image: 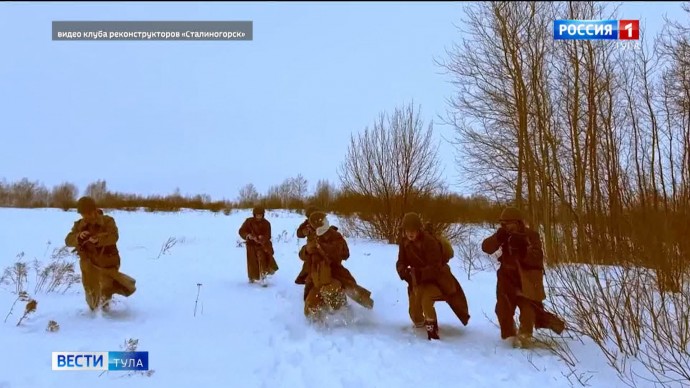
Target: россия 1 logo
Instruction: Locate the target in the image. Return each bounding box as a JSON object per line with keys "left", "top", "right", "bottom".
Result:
{"left": 554, "top": 20, "right": 639, "bottom": 40}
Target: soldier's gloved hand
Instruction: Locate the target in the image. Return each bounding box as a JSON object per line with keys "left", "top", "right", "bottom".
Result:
{"left": 78, "top": 231, "right": 90, "bottom": 240}
{"left": 246, "top": 234, "right": 255, "bottom": 241}
{"left": 496, "top": 227, "right": 509, "bottom": 244}
{"left": 400, "top": 268, "right": 412, "bottom": 283}
{"left": 306, "top": 243, "right": 318, "bottom": 254}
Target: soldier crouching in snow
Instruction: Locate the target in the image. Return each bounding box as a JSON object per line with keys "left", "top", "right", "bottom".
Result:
{"left": 65, "top": 196, "right": 136, "bottom": 312}
{"left": 396, "top": 212, "right": 470, "bottom": 340}
{"left": 301, "top": 211, "right": 374, "bottom": 320}
{"left": 238, "top": 206, "right": 279, "bottom": 285}
{"left": 481, "top": 207, "right": 565, "bottom": 348}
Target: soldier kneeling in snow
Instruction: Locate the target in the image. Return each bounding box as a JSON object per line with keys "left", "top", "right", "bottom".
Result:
{"left": 301, "top": 211, "right": 374, "bottom": 320}
{"left": 65, "top": 196, "right": 136, "bottom": 312}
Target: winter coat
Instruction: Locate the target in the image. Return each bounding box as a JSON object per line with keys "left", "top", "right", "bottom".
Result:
{"left": 396, "top": 231, "right": 457, "bottom": 295}
{"left": 300, "top": 227, "right": 349, "bottom": 285}
{"left": 238, "top": 217, "right": 278, "bottom": 279}
{"left": 65, "top": 211, "right": 136, "bottom": 298}
{"left": 481, "top": 227, "right": 546, "bottom": 301}
{"left": 65, "top": 212, "right": 121, "bottom": 269}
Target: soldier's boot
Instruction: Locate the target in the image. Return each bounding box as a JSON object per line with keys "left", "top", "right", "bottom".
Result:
{"left": 294, "top": 269, "right": 308, "bottom": 285}
{"left": 513, "top": 332, "right": 535, "bottom": 349}
{"left": 101, "top": 298, "right": 112, "bottom": 312}
{"left": 535, "top": 309, "right": 566, "bottom": 334}
{"left": 425, "top": 320, "right": 440, "bottom": 340}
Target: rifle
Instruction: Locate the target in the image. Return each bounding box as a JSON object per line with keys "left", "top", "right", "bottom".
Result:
{"left": 248, "top": 222, "right": 273, "bottom": 255}
{"left": 409, "top": 267, "right": 419, "bottom": 301}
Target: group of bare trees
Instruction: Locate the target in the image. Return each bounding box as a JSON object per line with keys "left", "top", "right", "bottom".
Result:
{"left": 237, "top": 176, "right": 337, "bottom": 210}
{"left": 439, "top": 1, "right": 689, "bottom": 386}
{"left": 337, "top": 103, "right": 460, "bottom": 243}
{"left": 0, "top": 178, "right": 77, "bottom": 209}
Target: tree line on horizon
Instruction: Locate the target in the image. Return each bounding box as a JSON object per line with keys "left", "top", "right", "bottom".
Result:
{"left": 0, "top": 176, "right": 503, "bottom": 225}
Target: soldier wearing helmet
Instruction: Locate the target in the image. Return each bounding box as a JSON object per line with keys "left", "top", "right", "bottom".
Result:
{"left": 481, "top": 206, "right": 564, "bottom": 348}
{"left": 294, "top": 205, "right": 320, "bottom": 287}
{"left": 65, "top": 196, "right": 136, "bottom": 312}
{"left": 238, "top": 206, "right": 279, "bottom": 284}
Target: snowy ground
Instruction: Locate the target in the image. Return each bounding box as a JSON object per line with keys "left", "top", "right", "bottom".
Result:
{"left": 0, "top": 208, "right": 622, "bottom": 388}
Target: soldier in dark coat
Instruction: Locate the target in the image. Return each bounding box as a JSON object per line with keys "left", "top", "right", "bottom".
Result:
{"left": 481, "top": 207, "right": 565, "bottom": 348}
{"left": 396, "top": 212, "right": 470, "bottom": 340}
{"left": 238, "top": 206, "right": 279, "bottom": 283}
{"left": 65, "top": 197, "right": 136, "bottom": 312}
{"left": 295, "top": 205, "right": 319, "bottom": 288}
{"left": 301, "top": 211, "right": 374, "bottom": 317}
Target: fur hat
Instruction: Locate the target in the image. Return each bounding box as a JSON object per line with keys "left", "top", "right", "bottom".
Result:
{"left": 308, "top": 211, "right": 330, "bottom": 236}
{"left": 401, "top": 212, "right": 423, "bottom": 231}
{"left": 499, "top": 207, "right": 524, "bottom": 222}
{"left": 77, "top": 196, "right": 97, "bottom": 214}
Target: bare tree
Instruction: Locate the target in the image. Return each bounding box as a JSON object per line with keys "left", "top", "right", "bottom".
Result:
{"left": 237, "top": 183, "right": 260, "bottom": 208}
{"left": 312, "top": 179, "right": 337, "bottom": 209}
{"left": 290, "top": 174, "right": 309, "bottom": 201}
{"left": 50, "top": 182, "right": 79, "bottom": 210}
{"left": 338, "top": 102, "right": 444, "bottom": 243}
{"left": 84, "top": 180, "right": 108, "bottom": 202}
{"left": 9, "top": 178, "right": 49, "bottom": 207}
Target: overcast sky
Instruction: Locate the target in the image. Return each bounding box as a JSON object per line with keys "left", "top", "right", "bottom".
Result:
{"left": 0, "top": 1, "right": 684, "bottom": 201}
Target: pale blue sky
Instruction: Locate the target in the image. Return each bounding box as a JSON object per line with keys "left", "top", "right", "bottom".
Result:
{"left": 0, "top": 2, "right": 684, "bottom": 201}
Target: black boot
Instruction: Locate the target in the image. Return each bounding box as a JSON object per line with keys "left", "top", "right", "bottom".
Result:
{"left": 425, "top": 320, "right": 440, "bottom": 340}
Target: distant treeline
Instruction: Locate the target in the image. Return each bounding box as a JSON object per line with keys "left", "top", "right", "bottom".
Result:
{"left": 0, "top": 177, "right": 503, "bottom": 224}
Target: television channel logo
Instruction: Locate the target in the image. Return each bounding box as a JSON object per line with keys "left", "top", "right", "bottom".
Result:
{"left": 52, "top": 351, "right": 149, "bottom": 371}
{"left": 554, "top": 20, "right": 639, "bottom": 40}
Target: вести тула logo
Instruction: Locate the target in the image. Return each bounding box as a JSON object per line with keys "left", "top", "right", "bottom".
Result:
{"left": 52, "top": 351, "right": 149, "bottom": 371}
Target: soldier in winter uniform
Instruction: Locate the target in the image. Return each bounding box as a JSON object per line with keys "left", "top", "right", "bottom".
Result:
{"left": 65, "top": 197, "right": 136, "bottom": 312}
{"left": 238, "top": 206, "right": 279, "bottom": 284}
{"left": 301, "top": 211, "right": 374, "bottom": 319}
{"left": 294, "top": 205, "right": 319, "bottom": 289}
{"left": 396, "top": 212, "right": 471, "bottom": 340}
{"left": 481, "top": 207, "right": 565, "bottom": 348}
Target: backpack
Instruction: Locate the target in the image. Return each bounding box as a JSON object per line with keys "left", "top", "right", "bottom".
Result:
{"left": 431, "top": 233, "right": 454, "bottom": 263}
{"left": 434, "top": 236, "right": 455, "bottom": 264}
{"left": 422, "top": 224, "right": 455, "bottom": 263}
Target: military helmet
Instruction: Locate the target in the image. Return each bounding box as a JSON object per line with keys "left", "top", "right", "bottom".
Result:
{"left": 253, "top": 206, "right": 265, "bottom": 216}
{"left": 308, "top": 211, "right": 327, "bottom": 229}
{"left": 305, "top": 205, "right": 320, "bottom": 218}
{"left": 76, "top": 196, "right": 97, "bottom": 214}
{"left": 401, "top": 212, "right": 423, "bottom": 231}
{"left": 499, "top": 207, "right": 524, "bottom": 222}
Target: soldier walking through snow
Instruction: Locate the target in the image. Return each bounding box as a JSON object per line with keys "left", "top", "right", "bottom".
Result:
{"left": 301, "top": 211, "right": 374, "bottom": 320}
{"left": 396, "top": 212, "right": 470, "bottom": 340}
{"left": 65, "top": 196, "right": 136, "bottom": 312}
{"left": 481, "top": 207, "right": 565, "bottom": 348}
{"left": 238, "top": 206, "right": 279, "bottom": 284}
{"left": 294, "top": 205, "right": 319, "bottom": 293}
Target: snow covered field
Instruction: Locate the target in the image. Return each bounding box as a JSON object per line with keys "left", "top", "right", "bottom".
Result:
{"left": 0, "top": 208, "right": 622, "bottom": 388}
